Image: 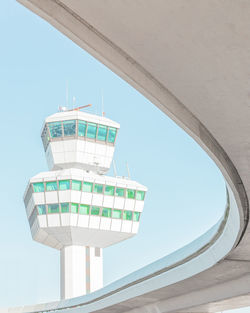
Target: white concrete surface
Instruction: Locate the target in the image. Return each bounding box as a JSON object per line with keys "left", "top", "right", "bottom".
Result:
{"left": 60, "top": 246, "right": 103, "bottom": 300}
{"left": 61, "top": 246, "right": 87, "bottom": 299}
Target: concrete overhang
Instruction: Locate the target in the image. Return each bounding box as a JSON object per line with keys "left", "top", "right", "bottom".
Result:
{"left": 8, "top": 1, "right": 250, "bottom": 312}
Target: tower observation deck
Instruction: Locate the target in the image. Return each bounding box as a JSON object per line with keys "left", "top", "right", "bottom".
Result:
{"left": 23, "top": 109, "right": 147, "bottom": 300}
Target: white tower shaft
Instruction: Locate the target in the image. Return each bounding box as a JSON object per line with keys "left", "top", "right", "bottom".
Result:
{"left": 60, "top": 246, "right": 103, "bottom": 299}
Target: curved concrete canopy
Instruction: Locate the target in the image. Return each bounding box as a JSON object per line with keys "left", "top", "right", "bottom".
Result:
{"left": 9, "top": 0, "right": 250, "bottom": 312}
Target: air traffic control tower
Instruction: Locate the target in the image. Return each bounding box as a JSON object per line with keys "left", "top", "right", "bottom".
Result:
{"left": 23, "top": 108, "right": 147, "bottom": 299}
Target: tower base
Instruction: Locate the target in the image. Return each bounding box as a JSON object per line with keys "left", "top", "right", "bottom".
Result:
{"left": 60, "top": 246, "right": 103, "bottom": 299}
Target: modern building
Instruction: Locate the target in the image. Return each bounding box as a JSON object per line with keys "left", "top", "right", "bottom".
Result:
{"left": 1, "top": 1, "right": 247, "bottom": 313}
{"left": 23, "top": 109, "right": 147, "bottom": 300}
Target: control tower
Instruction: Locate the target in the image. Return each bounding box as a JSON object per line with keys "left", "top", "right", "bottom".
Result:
{"left": 23, "top": 108, "right": 147, "bottom": 300}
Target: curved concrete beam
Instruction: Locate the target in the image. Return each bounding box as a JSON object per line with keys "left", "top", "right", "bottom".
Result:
{"left": 9, "top": 1, "right": 250, "bottom": 312}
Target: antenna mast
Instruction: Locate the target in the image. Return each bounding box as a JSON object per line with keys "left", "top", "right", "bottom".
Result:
{"left": 72, "top": 96, "right": 76, "bottom": 110}
{"left": 126, "top": 162, "right": 131, "bottom": 179}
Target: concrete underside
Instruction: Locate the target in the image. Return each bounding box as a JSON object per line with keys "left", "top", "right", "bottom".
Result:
{"left": 15, "top": 1, "right": 250, "bottom": 313}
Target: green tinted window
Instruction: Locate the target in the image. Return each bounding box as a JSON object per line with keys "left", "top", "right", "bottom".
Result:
{"left": 78, "top": 120, "right": 87, "bottom": 137}
{"left": 91, "top": 206, "right": 100, "bottom": 216}
{"left": 104, "top": 185, "right": 115, "bottom": 196}
{"left": 126, "top": 189, "right": 135, "bottom": 199}
{"left": 102, "top": 208, "right": 111, "bottom": 217}
{"left": 72, "top": 180, "right": 81, "bottom": 191}
{"left": 94, "top": 183, "right": 103, "bottom": 194}
{"left": 37, "top": 205, "right": 46, "bottom": 215}
{"left": 112, "top": 209, "right": 122, "bottom": 219}
{"left": 86, "top": 122, "right": 97, "bottom": 139}
{"left": 33, "top": 182, "right": 44, "bottom": 193}
{"left": 59, "top": 180, "right": 70, "bottom": 190}
{"left": 136, "top": 190, "right": 145, "bottom": 201}
{"left": 123, "top": 210, "right": 132, "bottom": 220}
{"left": 97, "top": 125, "right": 107, "bottom": 141}
{"left": 63, "top": 120, "right": 76, "bottom": 136}
{"left": 47, "top": 204, "right": 59, "bottom": 213}
{"left": 61, "top": 203, "right": 69, "bottom": 213}
{"left": 71, "top": 203, "right": 78, "bottom": 213}
{"left": 46, "top": 181, "right": 58, "bottom": 191}
{"left": 108, "top": 127, "right": 117, "bottom": 143}
{"left": 82, "top": 182, "right": 93, "bottom": 192}
{"left": 48, "top": 122, "right": 62, "bottom": 138}
{"left": 115, "top": 187, "right": 124, "bottom": 197}
{"left": 79, "top": 204, "right": 89, "bottom": 215}
{"left": 133, "top": 212, "right": 140, "bottom": 222}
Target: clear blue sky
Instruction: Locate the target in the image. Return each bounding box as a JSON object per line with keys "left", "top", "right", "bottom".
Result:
{"left": 0, "top": 1, "right": 247, "bottom": 312}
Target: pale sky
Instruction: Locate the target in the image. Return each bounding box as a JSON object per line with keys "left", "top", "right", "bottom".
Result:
{"left": 0, "top": 1, "right": 248, "bottom": 312}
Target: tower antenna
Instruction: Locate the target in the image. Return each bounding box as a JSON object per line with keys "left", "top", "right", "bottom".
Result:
{"left": 113, "top": 160, "right": 117, "bottom": 177}
{"left": 72, "top": 96, "right": 76, "bottom": 110}
{"left": 126, "top": 162, "right": 131, "bottom": 179}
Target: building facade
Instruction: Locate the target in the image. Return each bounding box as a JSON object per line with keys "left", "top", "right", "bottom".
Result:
{"left": 23, "top": 110, "right": 147, "bottom": 299}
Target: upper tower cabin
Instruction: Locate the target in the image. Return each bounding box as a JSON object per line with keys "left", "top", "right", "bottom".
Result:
{"left": 41, "top": 110, "right": 120, "bottom": 174}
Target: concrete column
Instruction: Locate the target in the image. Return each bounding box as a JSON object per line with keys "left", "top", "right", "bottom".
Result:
{"left": 60, "top": 246, "right": 103, "bottom": 299}
{"left": 89, "top": 247, "right": 103, "bottom": 293}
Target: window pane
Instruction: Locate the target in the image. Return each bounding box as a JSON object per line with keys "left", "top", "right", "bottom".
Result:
{"left": 108, "top": 127, "right": 117, "bottom": 143}
{"left": 86, "top": 122, "right": 97, "bottom": 139}
{"left": 97, "top": 125, "right": 107, "bottom": 141}
{"left": 47, "top": 204, "right": 59, "bottom": 214}
{"left": 126, "top": 189, "right": 135, "bottom": 199}
{"left": 94, "top": 183, "right": 103, "bottom": 194}
{"left": 79, "top": 204, "right": 89, "bottom": 215}
{"left": 63, "top": 120, "right": 76, "bottom": 136}
{"left": 78, "top": 121, "right": 87, "bottom": 137}
{"left": 91, "top": 206, "right": 100, "bottom": 216}
{"left": 104, "top": 185, "right": 115, "bottom": 196}
{"left": 48, "top": 122, "right": 62, "bottom": 138}
{"left": 59, "top": 180, "right": 70, "bottom": 190}
{"left": 37, "top": 205, "right": 46, "bottom": 215}
{"left": 115, "top": 187, "right": 124, "bottom": 197}
{"left": 71, "top": 203, "right": 78, "bottom": 213}
{"left": 82, "top": 182, "right": 93, "bottom": 192}
{"left": 102, "top": 208, "right": 111, "bottom": 218}
{"left": 123, "top": 210, "right": 132, "bottom": 220}
{"left": 112, "top": 209, "right": 122, "bottom": 219}
{"left": 61, "top": 203, "right": 69, "bottom": 213}
{"left": 136, "top": 190, "right": 145, "bottom": 201}
{"left": 41, "top": 125, "right": 50, "bottom": 150}
{"left": 33, "top": 182, "right": 44, "bottom": 193}
{"left": 72, "top": 180, "right": 81, "bottom": 191}
{"left": 46, "top": 181, "right": 58, "bottom": 191}
{"left": 133, "top": 212, "right": 140, "bottom": 222}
